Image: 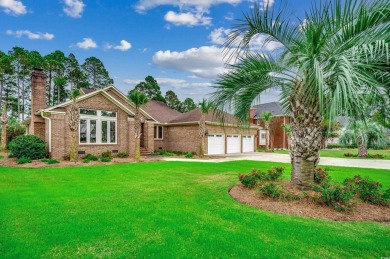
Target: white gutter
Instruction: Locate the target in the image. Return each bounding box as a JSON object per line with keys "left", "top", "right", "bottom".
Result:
{"left": 40, "top": 110, "right": 52, "bottom": 154}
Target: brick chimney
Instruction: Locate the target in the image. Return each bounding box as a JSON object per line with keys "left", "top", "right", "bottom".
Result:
{"left": 249, "top": 108, "right": 257, "bottom": 123}
{"left": 29, "top": 68, "right": 46, "bottom": 140}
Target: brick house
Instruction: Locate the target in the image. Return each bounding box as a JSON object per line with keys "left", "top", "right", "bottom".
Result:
{"left": 27, "top": 69, "right": 258, "bottom": 159}
{"left": 250, "top": 102, "right": 290, "bottom": 149}
{"left": 143, "top": 101, "right": 258, "bottom": 155}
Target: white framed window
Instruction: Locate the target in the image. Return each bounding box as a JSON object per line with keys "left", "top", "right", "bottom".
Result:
{"left": 154, "top": 126, "right": 163, "bottom": 140}
{"left": 79, "top": 109, "right": 117, "bottom": 144}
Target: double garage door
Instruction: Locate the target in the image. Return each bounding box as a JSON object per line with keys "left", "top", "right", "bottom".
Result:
{"left": 208, "top": 134, "right": 254, "bottom": 155}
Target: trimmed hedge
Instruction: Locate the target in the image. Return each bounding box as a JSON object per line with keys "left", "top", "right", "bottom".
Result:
{"left": 9, "top": 135, "right": 46, "bottom": 159}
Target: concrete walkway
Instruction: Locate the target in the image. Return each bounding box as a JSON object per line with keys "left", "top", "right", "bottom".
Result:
{"left": 163, "top": 152, "right": 390, "bottom": 170}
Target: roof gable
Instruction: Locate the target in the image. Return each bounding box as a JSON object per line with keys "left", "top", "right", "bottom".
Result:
{"left": 252, "top": 102, "right": 286, "bottom": 118}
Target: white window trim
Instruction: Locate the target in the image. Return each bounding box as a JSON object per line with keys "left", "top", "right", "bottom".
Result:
{"left": 79, "top": 109, "right": 118, "bottom": 145}
{"left": 154, "top": 126, "right": 163, "bottom": 140}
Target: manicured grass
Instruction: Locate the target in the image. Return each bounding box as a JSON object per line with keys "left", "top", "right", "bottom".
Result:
{"left": 0, "top": 161, "right": 389, "bottom": 258}
{"left": 260, "top": 148, "right": 390, "bottom": 159}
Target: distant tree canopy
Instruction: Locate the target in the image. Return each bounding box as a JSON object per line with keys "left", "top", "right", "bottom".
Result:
{"left": 0, "top": 47, "right": 114, "bottom": 121}
{"left": 133, "top": 76, "right": 165, "bottom": 102}
{"left": 128, "top": 75, "right": 198, "bottom": 113}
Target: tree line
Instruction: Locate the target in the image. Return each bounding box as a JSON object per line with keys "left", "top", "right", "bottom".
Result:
{"left": 129, "top": 75, "right": 197, "bottom": 113}
{"left": 0, "top": 47, "right": 113, "bottom": 121}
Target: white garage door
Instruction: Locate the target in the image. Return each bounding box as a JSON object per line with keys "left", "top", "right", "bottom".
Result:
{"left": 208, "top": 134, "right": 225, "bottom": 155}
{"left": 227, "top": 135, "right": 241, "bottom": 154}
{"left": 242, "top": 135, "right": 255, "bottom": 152}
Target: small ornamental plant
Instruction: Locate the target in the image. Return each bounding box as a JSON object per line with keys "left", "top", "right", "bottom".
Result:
{"left": 344, "top": 175, "right": 389, "bottom": 204}
{"left": 314, "top": 168, "right": 331, "bottom": 185}
{"left": 116, "top": 152, "right": 129, "bottom": 158}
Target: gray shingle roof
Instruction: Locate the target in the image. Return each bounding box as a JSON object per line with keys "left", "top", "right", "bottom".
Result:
{"left": 252, "top": 102, "right": 286, "bottom": 118}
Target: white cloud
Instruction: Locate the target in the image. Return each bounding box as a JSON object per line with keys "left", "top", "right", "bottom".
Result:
{"left": 164, "top": 10, "right": 211, "bottom": 26}
{"left": 104, "top": 40, "right": 132, "bottom": 51}
{"left": 224, "top": 12, "right": 234, "bottom": 21}
{"left": 134, "top": 0, "right": 242, "bottom": 13}
{"left": 114, "top": 40, "right": 132, "bottom": 51}
{"left": 6, "top": 30, "right": 54, "bottom": 40}
{"left": 209, "top": 27, "right": 283, "bottom": 51}
{"left": 0, "top": 0, "right": 26, "bottom": 15}
{"left": 259, "top": 0, "right": 275, "bottom": 9}
{"left": 75, "top": 37, "right": 97, "bottom": 49}
{"left": 124, "top": 77, "right": 212, "bottom": 90}
{"left": 209, "top": 27, "right": 231, "bottom": 45}
{"left": 152, "top": 46, "right": 232, "bottom": 79}
{"left": 63, "top": 0, "right": 85, "bottom": 18}
{"left": 249, "top": 34, "right": 283, "bottom": 51}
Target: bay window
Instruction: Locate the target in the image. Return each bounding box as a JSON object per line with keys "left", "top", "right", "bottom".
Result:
{"left": 79, "top": 109, "right": 117, "bottom": 144}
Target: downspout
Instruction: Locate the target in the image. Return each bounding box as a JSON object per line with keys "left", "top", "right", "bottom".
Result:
{"left": 40, "top": 110, "right": 52, "bottom": 156}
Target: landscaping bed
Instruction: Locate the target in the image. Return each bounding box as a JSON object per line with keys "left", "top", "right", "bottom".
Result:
{"left": 230, "top": 184, "right": 390, "bottom": 222}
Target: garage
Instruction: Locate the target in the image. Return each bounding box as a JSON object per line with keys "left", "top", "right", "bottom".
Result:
{"left": 207, "top": 134, "right": 225, "bottom": 155}
{"left": 242, "top": 135, "right": 255, "bottom": 152}
{"left": 227, "top": 134, "right": 241, "bottom": 154}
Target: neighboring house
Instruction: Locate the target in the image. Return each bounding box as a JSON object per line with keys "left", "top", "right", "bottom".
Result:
{"left": 143, "top": 101, "right": 258, "bottom": 155}
{"left": 250, "top": 102, "right": 290, "bottom": 149}
{"left": 26, "top": 69, "right": 257, "bottom": 159}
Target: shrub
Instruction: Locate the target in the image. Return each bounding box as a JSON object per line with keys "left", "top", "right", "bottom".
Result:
{"left": 0, "top": 155, "right": 3, "bottom": 159}
{"left": 344, "top": 175, "right": 388, "bottom": 204}
{"left": 101, "top": 150, "right": 112, "bottom": 158}
{"left": 83, "top": 158, "right": 91, "bottom": 163}
{"left": 172, "top": 150, "right": 184, "bottom": 156}
{"left": 100, "top": 156, "right": 112, "bottom": 162}
{"left": 17, "top": 157, "right": 32, "bottom": 164}
{"left": 6, "top": 123, "right": 26, "bottom": 148}
{"left": 83, "top": 154, "right": 98, "bottom": 161}
{"left": 165, "top": 152, "right": 174, "bottom": 156}
{"left": 117, "top": 152, "right": 128, "bottom": 158}
{"left": 258, "top": 183, "right": 283, "bottom": 199}
{"left": 266, "top": 166, "right": 284, "bottom": 181}
{"left": 366, "top": 153, "right": 385, "bottom": 159}
{"left": 185, "top": 152, "right": 193, "bottom": 158}
{"left": 314, "top": 168, "right": 331, "bottom": 185}
{"left": 313, "top": 184, "right": 355, "bottom": 211}
{"left": 344, "top": 152, "right": 357, "bottom": 157}
{"left": 9, "top": 135, "right": 46, "bottom": 159}
{"left": 159, "top": 150, "right": 167, "bottom": 155}
{"left": 326, "top": 144, "right": 341, "bottom": 149}
{"left": 46, "top": 159, "right": 59, "bottom": 164}
{"left": 239, "top": 169, "right": 268, "bottom": 188}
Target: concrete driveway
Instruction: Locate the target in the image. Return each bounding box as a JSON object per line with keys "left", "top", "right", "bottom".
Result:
{"left": 163, "top": 152, "right": 390, "bottom": 170}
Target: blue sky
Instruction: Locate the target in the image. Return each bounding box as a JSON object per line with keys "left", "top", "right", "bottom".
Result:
{"left": 1, "top": 0, "right": 310, "bottom": 103}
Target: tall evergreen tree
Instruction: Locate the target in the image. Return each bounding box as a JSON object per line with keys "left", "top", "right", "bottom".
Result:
{"left": 180, "top": 98, "right": 197, "bottom": 112}
{"left": 165, "top": 90, "right": 181, "bottom": 111}
{"left": 65, "top": 53, "right": 85, "bottom": 90}
{"left": 134, "top": 76, "right": 165, "bottom": 102}
{"left": 81, "top": 57, "right": 113, "bottom": 89}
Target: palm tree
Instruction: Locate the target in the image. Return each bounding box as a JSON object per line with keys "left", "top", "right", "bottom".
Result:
{"left": 261, "top": 111, "right": 272, "bottom": 151}
{"left": 1, "top": 104, "right": 8, "bottom": 151}
{"left": 66, "top": 89, "right": 81, "bottom": 162}
{"left": 211, "top": 0, "right": 389, "bottom": 188}
{"left": 281, "top": 123, "right": 291, "bottom": 149}
{"left": 199, "top": 99, "right": 213, "bottom": 157}
{"left": 128, "top": 90, "right": 148, "bottom": 161}
{"left": 340, "top": 120, "right": 388, "bottom": 157}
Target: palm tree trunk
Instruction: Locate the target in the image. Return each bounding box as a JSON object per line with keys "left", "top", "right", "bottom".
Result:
{"left": 134, "top": 110, "right": 141, "bottom": 161}
{"left": 289, "top": 97, "right": 322, "bottom": 189}
{"left": 357, "top": 137, "right": 367, "bottom": 157}
{"left": 69, "top": 130, "right": 78, "bottom": 162}
{"left": 1, "top": 112, "right": 7, "bottom": 151}
{"left": 135, "top": 137, "right": 141, "bottom": 161}
{"left": 265, "top": 122, "right": 270, "bottom": 152}
{"left": 200, "top": 136, "right": 205, "bottom": 157}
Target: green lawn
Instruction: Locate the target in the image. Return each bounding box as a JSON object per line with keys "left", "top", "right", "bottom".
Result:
{"left": 262, "top": 148, "right": 390, "bottom": 159}
{"left": 0, "top": 161, "right": 389, "bottom": 258}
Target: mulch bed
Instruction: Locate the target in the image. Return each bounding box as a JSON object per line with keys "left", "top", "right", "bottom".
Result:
{"left": 229, "top": 184, "right": 390, "bottom": 222}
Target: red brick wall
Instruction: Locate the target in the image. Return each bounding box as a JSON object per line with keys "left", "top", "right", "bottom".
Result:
{"left": 256, "top": 116, "right": 290, "bottom": 149}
